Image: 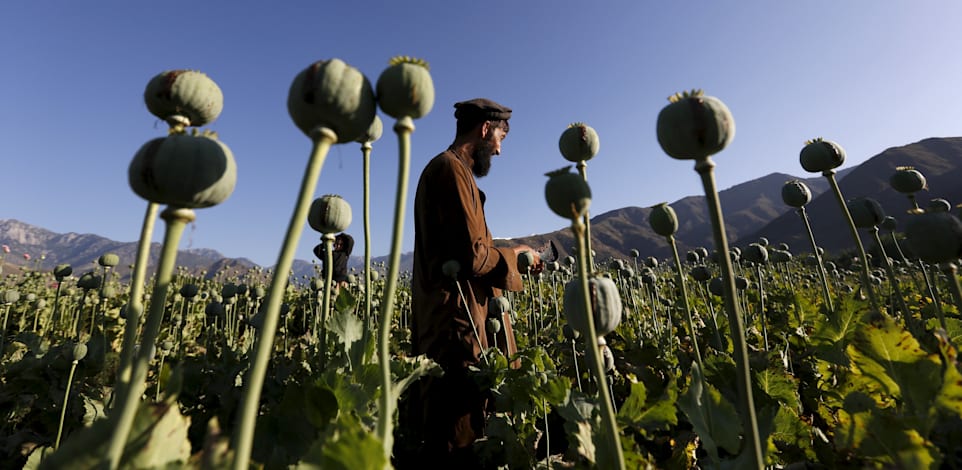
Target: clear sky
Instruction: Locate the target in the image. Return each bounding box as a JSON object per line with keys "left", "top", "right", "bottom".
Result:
{"left": 3, "top": 2, "right": 962, "bottom": 267}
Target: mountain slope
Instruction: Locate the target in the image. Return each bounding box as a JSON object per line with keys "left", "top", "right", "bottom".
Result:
{"left": 3, "top": 136, "right": 960, "bottom": 275}
{"left": 745, "top": 137, "right": 962, "bottom": 256}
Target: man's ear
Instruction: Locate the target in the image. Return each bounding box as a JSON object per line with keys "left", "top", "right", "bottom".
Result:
{"left": 479, "top": 120, "right": 491, "bottom": 139}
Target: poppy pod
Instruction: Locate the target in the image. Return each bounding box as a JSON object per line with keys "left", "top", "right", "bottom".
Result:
{"left": 544, "top": 166, "right": 592, "bottom": 220}
{"left": 743, "top": 243, "right": 769, "bottom": 264}
{"left": 376, "top": 56, "right": 435, "bottom": 120}
{"left": 288, "top": 58, "right": 377, "bottom": 142}
{"left": 656, "top": 89, "right": 735, "bottom": 160}
{"left": 880, "top": 216, "right": 898, "bottom": 232}
{"left": 129, "top": 131, "right": 237, "bottom": 208}
{"left": 563, "top": 274, "right": 623, "bottom": 337}
{"left": 781, "top": 180, "right": 812, "bottom": 208}
{"left": 799, "top": 138, "right": 845, "bottom": 173}
{"left": 53, "top": 264, "right": 73, "bottom": 281}
{"left": 905, "top": 211, "right": 962, "bottom": 264}
{"left": 3, "top": 290, "right": 20, "bottom": 304}
{"left": 486, "top": 317, "right": 502, "bottom": 334}
{"left": 180, "top": 284, "right": 199, "bottom": 299}
{"left": 355, "top": 115, "right": 384, "bottom": 144}
{"left": 649, "top": 202, "right": 678, "bottom": 237}
{"left": 488, "top": 295, "right": 511, "bottom": 318}
{"left": 771, "top": 249, "right": 792, "bottom": 264}
{"left": 929, "top": 198, "right": 952, "bottom": 213}
{"left": 890, "top": 166, "right": 927, "bottom": 194}
{"left": 70, "top": 342, "right": 88, "bottom": 362}
{"left": 559, "top": 122, "right": 601, "bottom": 163}
{"left": 847, "top": 197, "right": 886, "bottom": 229}
{"left": 144, "top": 70, "right": 223, "bottom": 127}
{"left": 517, "top": 251, "right": 535, "bottom": 274}
{"left": 308, "top": 194, "right": 352, "bottom": 235}
{"left": 77, "top": 272, "right": 101, "bottom": 290}
{"left": 98, "top": 253, "right": 120, "bottom": 268}
{"left": 690, "top": 265, "right": 712, "bottom": 282}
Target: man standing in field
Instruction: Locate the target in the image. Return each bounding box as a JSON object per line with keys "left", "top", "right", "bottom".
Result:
{"left": 406, "top": 98, "right": 541, "bottom": 467}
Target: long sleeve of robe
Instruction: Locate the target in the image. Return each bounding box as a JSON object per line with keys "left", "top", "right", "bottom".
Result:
{"left": 411, "top": 148, "right": 522, "bottom": 369}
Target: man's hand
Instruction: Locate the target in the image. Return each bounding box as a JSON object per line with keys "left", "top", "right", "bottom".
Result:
{"left": 514, "top": 245, "right": 544, "bottom": 275}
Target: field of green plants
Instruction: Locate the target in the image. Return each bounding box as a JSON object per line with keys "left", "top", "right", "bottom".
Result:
{"left": 2, "top": 59, "right": 962, "bottom": 470}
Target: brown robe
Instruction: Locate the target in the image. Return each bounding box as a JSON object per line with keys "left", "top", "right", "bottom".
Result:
{"left": 411, "top": 147, "right": 523, "bottom": 369}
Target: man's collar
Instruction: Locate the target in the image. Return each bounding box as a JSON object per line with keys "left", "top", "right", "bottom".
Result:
{"left": 448, "top": 145, "right": 475, "bottom": 172}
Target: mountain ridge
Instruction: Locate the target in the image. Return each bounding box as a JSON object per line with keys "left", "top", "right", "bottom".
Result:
{"left": 3, "top": 136, "right": 958, "bottom": 277}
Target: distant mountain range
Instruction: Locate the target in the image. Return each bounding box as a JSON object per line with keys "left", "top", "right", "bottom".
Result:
{"left": 3, "top": 137, "right": 960, "bottom": 279}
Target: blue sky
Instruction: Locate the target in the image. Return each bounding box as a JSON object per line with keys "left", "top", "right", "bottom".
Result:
{"left": 3, "top": 2, "right": 962, "bottom": 267}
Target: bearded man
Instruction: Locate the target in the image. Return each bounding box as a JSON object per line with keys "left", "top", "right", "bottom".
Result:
{"left": 405, "top": 98, "right": 541, "bottom": 468}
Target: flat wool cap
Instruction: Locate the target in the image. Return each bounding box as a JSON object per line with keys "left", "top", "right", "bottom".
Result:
{"left": 454, "top": 98, "right": 512, "bottom": 122}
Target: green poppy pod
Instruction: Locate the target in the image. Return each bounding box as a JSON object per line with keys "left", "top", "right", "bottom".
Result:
{"left": 601, "top": 344, "right": 615, "bottom": 373}
{"left": 355, "top": 115, "right": 384, "bottom": 144}
{"left": 3, "top": 290, "right": 20, "bottom": 304}
{"left": 778, "top": 243, "right": 790, "bottom": 251}
{"left": 53, "top": 264, "right": 73, "bottom": 281}
{"left": 101, "top": 285, "right": 117, "bottom": 299}
{"left": 559, "top": 122, "right": 600, "bottom": 163}
{"left": 77, "top": 272, "right": 101, "bottom": 290}
{"left": 143, "top": 70, "right": 223, "bottom": 127}
{"left": 562, "top": 323, "right": 580, "bottom": 340}
{"left": 890, "top": 166, "right": 927, "bottom": 194}
{"left": 486, "top": 317, "right": 502, "bottom": 334}
{"left": 610, "top": 259, "right": 625, "bottom": 271}
{"left": 629, "top": 249, "right": 640, "bottom": 259}
{"left": 735, "top": 276, "right": 750, "bottom": 291}
{"left": 180, "top": 284, "right": 199, "bottom": 299}
{"left": 564, "top": 274, "right": 623, "bottom": 337}
{"left": 308, "top": 194, "right": 352, "bottom": 235}
{"left": 929, "top": 198, "right": 952, "bottom": 212}
{"left": 253, "top": 285, "right": 267, "bottom": 299}
{"left": 696, "top": 247, "right": 709, "bottom": 260}
{"left": 98, "top": 253, "right": 120, "bottom": 267}
{"left": 129, "top": 132, "right": 237, "bottom": 208}
{"left": 708, "top": 277, "right": 724, "bottom": 296}
{"left": 656, "top": 89, "right": 735, "bottom": 160}
{"left": 799, "top": 138, "right": 846, "bottom": 173}
{"left": 649, "top": 202, "right": 678, "bottom": 237}
{"left": 757, "top": 237, "right": 769, "bottom": 247}
{"left": 847, "top": 197, "right": 886, "bottom": 229}
{"left": 905, "top": 211, "right": 962, "bottom": 264}
{"left": 880, "top": 216, "right": 898, "bottom": 232}
{"left": 517, "top": 251, "right": 535, "bottom": 274}
{"left": 376, "top": 56, "right": 435, "bottom": 120}
{"left": 781, "top": 179, "right": 813, "bottom": 208}
{"left": 69, "top": 342, "right": 88, "bottom": 362}
{"left": 742, "top": 243, "right": 769, "bottom": 264}
{"left": 690, "top": 265, "right": 712, "bottom": 282}
{"left": 221, "top": 283, "right": 238, "bottom": 299}
{"left": 544, "top": 166, "right": 592, "bottom": 220}
{"left": 235, "top": 284, "right": 248, "bottom": 296}
{"left": 645, "top": 257, "right": 659, "bottom": 268}
{"left": 488, "top": 295, "right": 510, "bottom": 317}
{"left": 771, "top": 249, "right": 793, "bottom": 264}
{"left": 442, "top": 260, "right": 461, "bottom": 279}
{"left": 288, "top": 58, "right": 377, "bottom": 142}
{"left": 686, "top": 251, "right": 701, "bottom": 263}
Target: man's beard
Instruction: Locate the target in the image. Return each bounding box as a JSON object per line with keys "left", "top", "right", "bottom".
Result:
{"left": 472, "top": 141, "right": 495, "bottom": 177}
